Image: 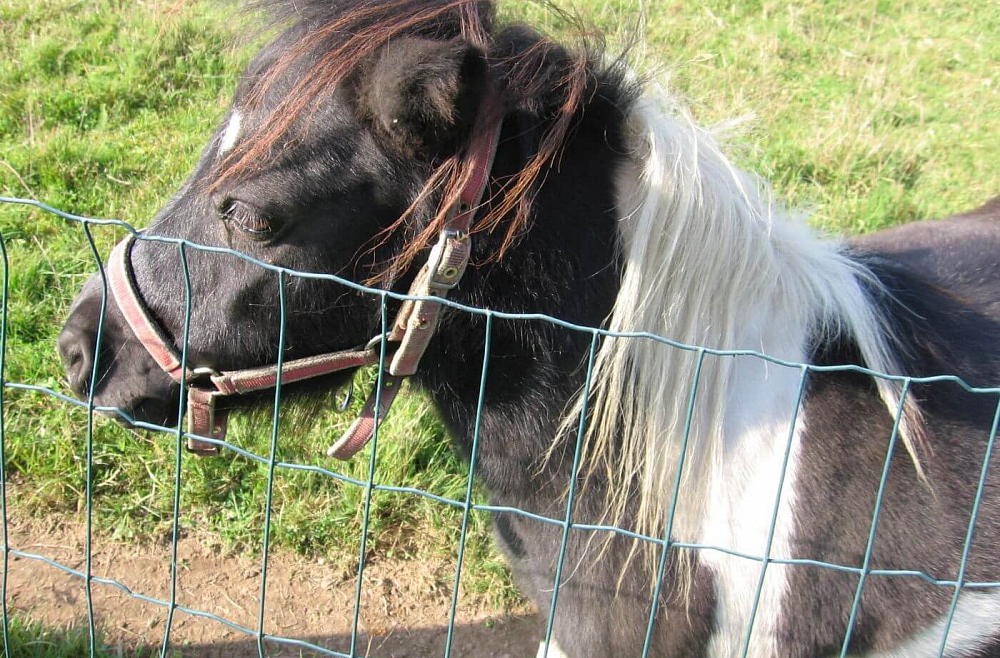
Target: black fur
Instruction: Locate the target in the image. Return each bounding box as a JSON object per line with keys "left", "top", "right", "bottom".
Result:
{"left": 354, "top": 38, "right": 489, "bottom": 155}
{"left": 58, "top": 1, "right": 1000, "bottom": 655}
{"left": 788, "top": 248, "right": 1000, "bottom": 655}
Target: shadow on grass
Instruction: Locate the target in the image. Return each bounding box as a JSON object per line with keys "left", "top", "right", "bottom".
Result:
{"left": 169, "top": 614, "right": 540, "bottom": 658}
{"left": 6, "top": 609, "right": 540, "bottom": 658}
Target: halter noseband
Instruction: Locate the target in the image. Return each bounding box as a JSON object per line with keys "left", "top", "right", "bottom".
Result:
{"left": 106, "top": 94, "right": 503, "bottom": 459}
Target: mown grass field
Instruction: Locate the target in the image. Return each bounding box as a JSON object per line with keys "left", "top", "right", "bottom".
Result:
{"left": 1, "top": 0, "right": 998, "bottom": 654}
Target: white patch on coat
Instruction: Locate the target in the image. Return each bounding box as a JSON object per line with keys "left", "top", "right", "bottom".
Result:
{"left": 869, "top": 590, "right": 1000, "bottom": 657}
{"left": 591, "top": 85, "right": 992, "bottom": 658}
{"left": 698, "top": 318, "right": 807, "bottom": 658}
{"left": 536, "top": 640, "right": 570, "bottom": 658}
{"left": 565, "top": 82, "right": 924, "bottom": 657}
{"left": 559, "top": 84, "right": 916, "bottom": 553}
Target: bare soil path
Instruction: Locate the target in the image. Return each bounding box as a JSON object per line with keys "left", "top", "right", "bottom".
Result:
{"left": 5, "top": 514, "right": 539, "bottom": 657}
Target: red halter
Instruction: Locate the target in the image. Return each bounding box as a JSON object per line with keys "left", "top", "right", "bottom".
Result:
{"left": 106, "top": 95, "right": 503, "bottom": 459}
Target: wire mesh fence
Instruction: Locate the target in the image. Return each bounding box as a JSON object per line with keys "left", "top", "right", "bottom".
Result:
{"left": 0, "top": 194, "right": 998, "bottom": 658}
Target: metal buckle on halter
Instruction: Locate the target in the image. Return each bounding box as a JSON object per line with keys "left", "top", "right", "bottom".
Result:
{"left": 365, "top": 334, "right": 387, "bottom": 352}
{"left": 363, "top": 332, "right": 399, "bottom": 375}
{"left": 186, "top": 377, "right": 224, "bottom": 456}
{"left": 426, "top": 228, "right": 468, "bottom": 291}
{"left": 189, "top": 366, "right": 221, "bottom": 383}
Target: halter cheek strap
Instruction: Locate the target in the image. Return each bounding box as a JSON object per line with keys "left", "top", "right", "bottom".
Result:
{"left": 327, "top": 100, "right": 502, "bottom": 458}
{"left": 106, "top": 93, "right": 503, "bottom": 460}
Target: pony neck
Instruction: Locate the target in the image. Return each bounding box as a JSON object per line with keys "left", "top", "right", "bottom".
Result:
{"left": 567, "top": 88, "right": 911, "bottom": 541}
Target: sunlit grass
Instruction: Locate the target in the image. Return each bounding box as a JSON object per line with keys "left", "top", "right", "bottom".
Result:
{"left": 1, "top": 613, "right": 158, "bottom": 657}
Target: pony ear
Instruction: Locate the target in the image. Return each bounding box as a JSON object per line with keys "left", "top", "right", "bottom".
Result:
{"left": 356, "top": 37, "right": 488, "bottom": 155}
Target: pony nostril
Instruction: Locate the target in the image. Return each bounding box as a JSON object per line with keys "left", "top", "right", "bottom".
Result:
{"left": 65, "top": 348, "right": 82, "bottom": 370}
{"left": 57, "top": 324, "right": 96, "bottom": 398}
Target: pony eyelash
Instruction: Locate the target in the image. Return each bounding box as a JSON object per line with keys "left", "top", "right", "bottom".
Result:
{"left": 219, "top": 199, "right": 274, "bottom": 237}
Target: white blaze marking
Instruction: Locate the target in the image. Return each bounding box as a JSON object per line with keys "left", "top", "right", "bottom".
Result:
{"left": 219, "top": 110, "right": 243, "bottom": 155}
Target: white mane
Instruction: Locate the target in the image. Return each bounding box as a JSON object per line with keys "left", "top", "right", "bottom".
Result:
{"left": 562, "top": 84, "right": 922, "bottom": 544}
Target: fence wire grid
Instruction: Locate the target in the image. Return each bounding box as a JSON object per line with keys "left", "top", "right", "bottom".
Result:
{"left": 0, "top": 194, "right": 998, "bottom": 658}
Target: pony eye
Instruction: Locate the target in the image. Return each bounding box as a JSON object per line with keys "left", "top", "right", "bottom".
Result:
{"left": 218, "top": 199, "right": 274, "bottom": 239}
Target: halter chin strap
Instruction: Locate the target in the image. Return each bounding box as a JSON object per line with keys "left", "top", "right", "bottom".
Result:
{"left": 106, "top": 94, "right": 503, "bottom": 459}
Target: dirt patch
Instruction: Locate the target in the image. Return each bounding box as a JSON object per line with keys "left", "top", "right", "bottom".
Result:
{"left": 5, "top": 514, "right": 539, "bottom": 657}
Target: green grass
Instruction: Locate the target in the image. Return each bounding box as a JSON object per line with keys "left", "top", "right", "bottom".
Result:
{"left": 0, "top": 0, "right": 997, "bottom": 654}
{"left": 3, "top": 613, "right": 156, "bottom": 657}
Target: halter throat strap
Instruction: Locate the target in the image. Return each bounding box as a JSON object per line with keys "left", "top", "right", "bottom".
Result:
{"left": 106, "top": 94, "right": 504, "bottom": 459}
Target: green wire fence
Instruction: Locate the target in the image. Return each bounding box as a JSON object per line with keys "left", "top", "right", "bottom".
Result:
{"left": 0, "top": 194, "right": 998, "bottom": 658}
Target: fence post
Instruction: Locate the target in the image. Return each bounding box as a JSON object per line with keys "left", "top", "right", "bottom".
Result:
{"left": 0, "top": 228, "right": 11, "bottom": 655}
{"left": 640, "top": 348, "right": 706, "bottom": 657}
{"left": 256, "top": 269, "right": 288, "bottom": 658}
{"left": 443, "top": 312, "right": 494, "bottom": 658}
{"left": 539, "top": 330, "right": 599, "bottom": 658}
{"left": 348, "top": 293, "right": 390, "bottom": 658}
{"left": 935, "top": 394, "right": 1000, "bottom": 657}
{"left": 160, "top": 241, "right": 195, "bottom": 658}
{"left": 81, "top": 223, "right": 111, "bottom": 658}
{"left": 839, "top": 379, "right": 912, "bottom": 657}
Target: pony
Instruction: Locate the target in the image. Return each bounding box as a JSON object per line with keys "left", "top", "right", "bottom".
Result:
{"left": 57, "top": 1, "right": 1000, "bottom": 656}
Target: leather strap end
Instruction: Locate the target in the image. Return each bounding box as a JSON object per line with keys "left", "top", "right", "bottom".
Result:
{"left": 187, "top": 434, "right": 222, "bottom": 456}
{"left": 327, "top": 374, "right": 403, "bottom": 460}
{"left": 327, "top": 416, "right": 372, "bottom": 460}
